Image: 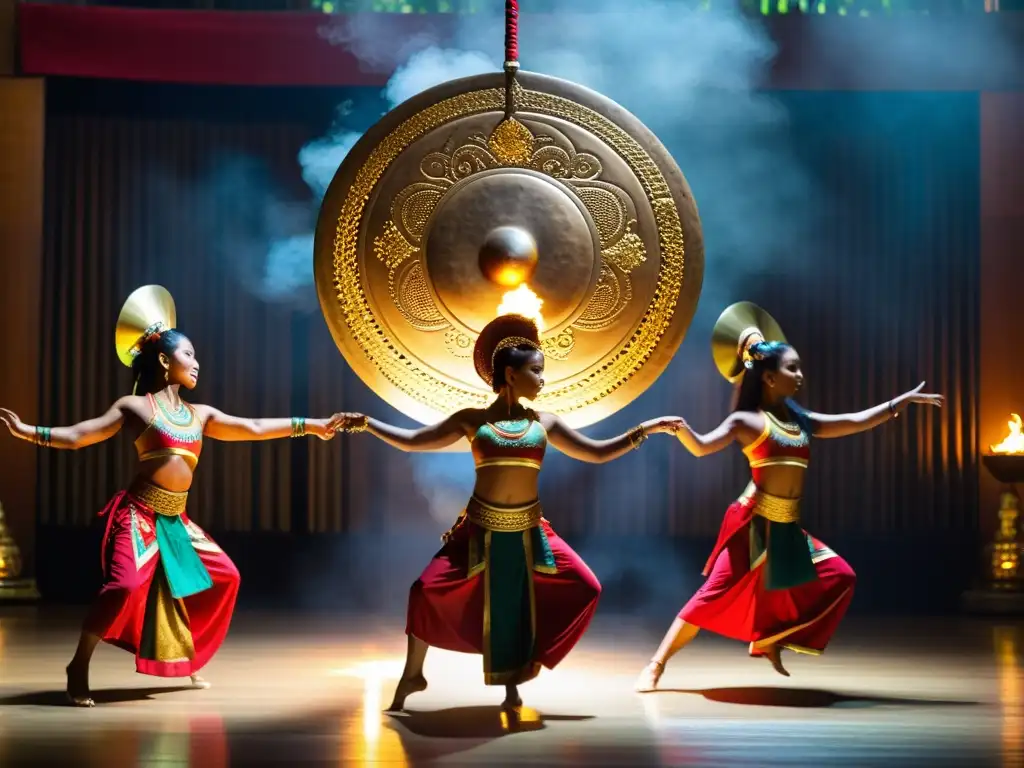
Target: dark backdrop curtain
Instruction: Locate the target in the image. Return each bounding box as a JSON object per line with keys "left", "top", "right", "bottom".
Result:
{"left": 38, "top": 80, "right": 979, "bottom": 545}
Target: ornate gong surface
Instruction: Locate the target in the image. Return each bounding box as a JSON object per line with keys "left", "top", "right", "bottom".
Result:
{"left": 315, "top": 72, "right": 704, "bottom": 428}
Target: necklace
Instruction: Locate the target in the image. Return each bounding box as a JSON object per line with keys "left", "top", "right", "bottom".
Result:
{"left": 488, "top": 419, "right": 532, "bottom": 440}
{"left": 157, "top": 391, "right": 193, "bottom": 427}
{"left": 765, "top": 411, "right": 801, "bottom": 433}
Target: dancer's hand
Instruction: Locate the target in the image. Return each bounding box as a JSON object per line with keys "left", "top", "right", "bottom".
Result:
{"left": 894, "top": 382, "right": 944, "bottom": 414}
{"left": 0, "top": 408, "right": 33, "bottom": 442}
{"left": 646, "top": 416, "right": 687, "bottom": 435}
{"left": 327, "top": 412, "right": 368, "bottom": 435}
{"left": 307, "top": 419, "right": 338, "bottom": 441}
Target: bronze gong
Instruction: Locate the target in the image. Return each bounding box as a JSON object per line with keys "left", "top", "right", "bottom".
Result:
{"left": 315, "top": 71, "right": 704, "bottom": 428}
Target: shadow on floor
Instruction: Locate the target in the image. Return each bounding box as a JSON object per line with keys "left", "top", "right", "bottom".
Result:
{"left": 0, "top": 686, "right": 196, "bottom": 707}
{"left": 387, "top": 705, "right": 595, "bottom": 738}
{"left": 654, "top": 687, "right": 984, "bottom": 709}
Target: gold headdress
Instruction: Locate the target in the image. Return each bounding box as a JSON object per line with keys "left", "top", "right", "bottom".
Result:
{"left": 711, "top": 301, "right": 787, "bottom": 383}
{"left": 115, "top": 285, "right": 177, "bottom": 368}
{"left": 473, "top": 314, "right": 541, "bottom": 387}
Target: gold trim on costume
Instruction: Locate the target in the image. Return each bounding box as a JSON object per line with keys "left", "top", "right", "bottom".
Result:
{"left": 748, "top": 585, "right": 853, "bottom": 655}
{"left": 523, "top": 528, "right": 539, "bottom": 663}
{"left": 781, "top": 643, "right": 823, "bottom": 656}
{"left": 138, "top": 447, "right": 199, "bottom": 470}
{"left": 128, "top": 480, "right": 188, "bottom": 517}
{"left": 483, "top": 529, "right": 493, "bottom": 676}
{"left": 475, "top": 457, "right": 543, "bottom": 470}
{"left": 749, "top": 457, "right": 809, "bottom": 470}
{"left": 742, "top": 419, "right": 772, "bottom": 459}
{"left": 150, "top": 568, "right": 196, "bottom": 662}
{"left": 466, "top": 497, "right": 542, "bottom": 532}
{"left": 752, "top": 490, "right": 801, "bottom": 524}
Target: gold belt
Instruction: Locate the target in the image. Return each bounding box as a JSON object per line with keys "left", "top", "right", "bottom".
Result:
{"left": 752, "top": 488, "right": 801, "bottom": 524}
{"left": 129, "top": 480, "right": 188, "bottom": 516}
{"left": 465, "top": 496, "right": 542, "bottom": 532}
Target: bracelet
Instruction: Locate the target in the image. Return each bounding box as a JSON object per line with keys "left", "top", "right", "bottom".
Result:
{"left": 345, "top": 415, "right": 368, "bottom": 434}
{"left": 35, "top": 426, "right": 52, "bottom": 447}
{"left": 628, "top": 425, "right": 648, "bottom": 450}
{"left": 888, "top": 401, "right": 899, "bottom": 420}
{"left": 290, "top": 417, "right": 306, "bottom": 438}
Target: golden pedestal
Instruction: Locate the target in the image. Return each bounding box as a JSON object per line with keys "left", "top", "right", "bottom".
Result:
{"left": 0, "top": 500, "right": 39, "bottom": 601}
{"left": 962, "top": 488, "right": 1024, "bottom": 614}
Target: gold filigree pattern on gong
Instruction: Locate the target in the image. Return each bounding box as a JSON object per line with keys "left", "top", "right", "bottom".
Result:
{"left": 331, "top": 85, "right": 686, "bottom": 418}
{"left": 541, "top": 327, "right": 575, "bottom": 361}
{"left": 444, "top": 328, "right": 473, "bottom": 358}
{"left": 372, "top": 116, "right": 650, "bottom": 345}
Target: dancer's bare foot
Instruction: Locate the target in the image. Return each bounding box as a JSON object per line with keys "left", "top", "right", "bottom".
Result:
{"left": 762, "top": 645, "right": 790, "bottom": 677}
{"left": 65, "top": 662, "right": 95, "bottom": 708}
{"left": 189, "top": 674, "right": 211, "bottom": 689}
{"left": 386, "top": 675, "right": 427, "bottom": 712}
{"left": 502, "top": 683, "right": 522, "bottom": 709}
{"left": 634, "top": 659, "right": 665, "bottom": 693}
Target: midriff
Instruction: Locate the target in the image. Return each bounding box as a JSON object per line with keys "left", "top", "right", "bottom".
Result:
{"left": 133, "top": 455, "right": 195, "bottom": 493}
{"left": 472, "top": 465, "right": 541, "bottom": 507}
{"left": 753, "top": 464, "right": 805, "bottom": 500}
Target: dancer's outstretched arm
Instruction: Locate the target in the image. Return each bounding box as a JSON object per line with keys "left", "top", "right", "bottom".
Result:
{"left": 197, "top": 406, "right": 339, "bottom": 442}
{"left": 0, "top": 402, "right": 131, "bottom": 450}
{"left": 671, "top": 412, "right": 763, "bottom": 458}
{"left": 541, "top": 413, "right": 682, "bottom": 464}
{"left": 802, "top": 382, "right": 943, "bottom": 440}
{"left": 330, "top": 411, "right": 470, "bottom": 452}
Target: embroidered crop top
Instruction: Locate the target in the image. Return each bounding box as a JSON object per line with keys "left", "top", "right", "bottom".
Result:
{"left": 742, "top": 411, "right": 810, "bottom": 486}
{"left": 471, "top": 418, "right": 547, "bottom": 471}
{"left": 134, "top": 393, "right": 204, "bottom": 470}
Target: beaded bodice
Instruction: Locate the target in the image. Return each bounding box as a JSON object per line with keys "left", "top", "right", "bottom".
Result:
{"left": 471, "top": 418, "right": 547, "bottom": 471}
{"left": 134, "top": 392, "right": 203, "bottom": 470}
{"left": 742, "top": 410, "right": 809, "bottom": 486}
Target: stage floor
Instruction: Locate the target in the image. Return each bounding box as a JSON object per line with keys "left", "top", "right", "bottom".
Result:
{"left": 0, "top": 608, "right": 1019, "bottom": 766}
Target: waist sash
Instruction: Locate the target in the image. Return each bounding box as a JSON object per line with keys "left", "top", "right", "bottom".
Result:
{"left": 128, "top": 480, "right": 212, "bottom": 599}
{"left": 447, "top": 496, "right": 555, "bottom": 686}
{"left": 751, "top": 488, "right": 801, "bottom": 524}
{"left": 741, "top": 483, "right": 817, "bottom": 591}
{"left": 466, "top": 496, "right": 543, "bottom": 532}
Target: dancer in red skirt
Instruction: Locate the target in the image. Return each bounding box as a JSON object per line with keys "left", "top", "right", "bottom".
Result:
{"left": 331, "top": 314, "right": 681, "bottom": 710}
{"left": 635, "top": 302, "right": 943, "bottom": 690}
{"left": 0, "top": 285, "right": 342, "bottom": 707}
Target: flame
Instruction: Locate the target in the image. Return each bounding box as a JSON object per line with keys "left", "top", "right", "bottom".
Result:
{"left": 992, "top": 414, "right": 1024, "bottom": 455}
{"left": 497, "top": 283, "right": 545, "bottom": 331}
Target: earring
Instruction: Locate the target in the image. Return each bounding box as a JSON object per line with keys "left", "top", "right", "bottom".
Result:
{"left": 505, "top": 385, "right": 514, "bottom": 416}
{"left": 164, "top": 369, "right": 169, "bottom": 383}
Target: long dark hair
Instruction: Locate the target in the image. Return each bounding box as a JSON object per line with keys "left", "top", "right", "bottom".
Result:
{"left": 732, "top": 340, "right": 813, "bottom": 434}
{"left": 491, "top": 344, "right": 541, "bottom": 394}
{"left": 130, "top": 329, "right": 188, "bottom": 395}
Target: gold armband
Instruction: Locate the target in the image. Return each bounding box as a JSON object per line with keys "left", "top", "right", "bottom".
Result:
{"left": 628, "top": 425, "right": 648, "bottom": 450}
{"left": 345, "top": 415, "right": 368, "bottom": 434}
{"left": 35, "top": 426, "right": 52, "bottom": 448}
{"left": 290, "top": 417, "right": 306, "bottom": 438}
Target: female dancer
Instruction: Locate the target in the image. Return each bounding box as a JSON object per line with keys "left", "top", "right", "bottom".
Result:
{"left": 330, "top": 313, "right": 682, "bottom": 711}
{"left": 0, "top": 285, "right": 341, "bottom": 707}
{"left": 635, "top": 302, "right": 943, "bottom": 690}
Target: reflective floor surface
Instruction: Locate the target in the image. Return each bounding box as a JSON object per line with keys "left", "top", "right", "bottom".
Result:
{"left": 0, "top": 608, "right": 1020, "bottom": 766}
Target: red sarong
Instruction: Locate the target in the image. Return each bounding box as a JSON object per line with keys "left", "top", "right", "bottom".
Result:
{"left": 407, "top": 514, "right": 601, "bottom": 685}
{"left": 83, "top": 491, "right": 240, "bottom": 677}
{"left": 680, "top": 491, "right": 855, "bottom": 656}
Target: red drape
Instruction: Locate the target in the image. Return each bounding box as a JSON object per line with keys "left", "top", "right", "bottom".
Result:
{"left": 17, "top": 4, "right": 1024, "bottom": 90}
{"left": 17, "top": 5, "right": 456, "bottom": 86}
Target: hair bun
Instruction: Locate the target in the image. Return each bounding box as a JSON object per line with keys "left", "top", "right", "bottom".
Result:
{"left": 473, "top": 314, "right": 541, "bottom": 386}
